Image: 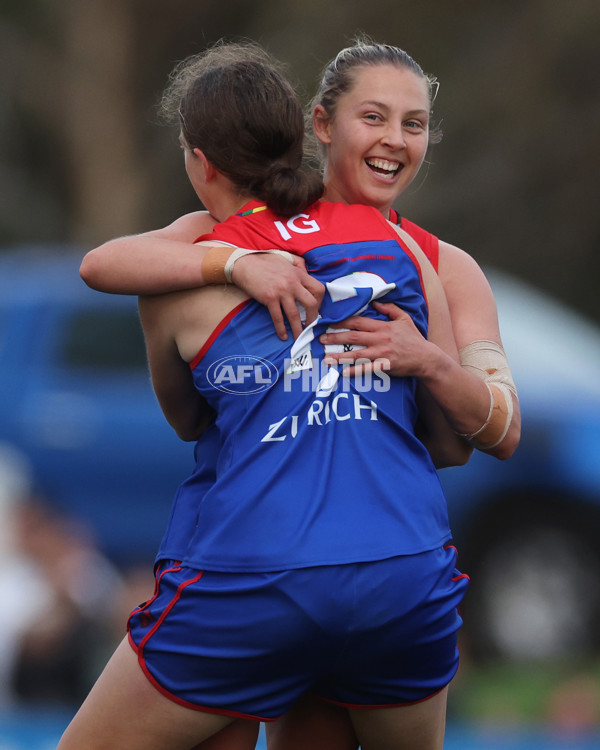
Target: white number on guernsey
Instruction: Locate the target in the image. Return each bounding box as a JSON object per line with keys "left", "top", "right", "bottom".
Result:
{"left": 287, "top": 271, "right": 396, "bottom": 374}
{"left": 261, "top": 272, "right": 395, "bottom": 442}
{"left": 325, "top": 271, "right": 396, "bottom": 310}
{"left": 274, "top": 214, "right": 321, "bottom": 241}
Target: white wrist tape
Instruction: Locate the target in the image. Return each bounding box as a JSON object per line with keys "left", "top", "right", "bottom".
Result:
{"left": 224, "top": 248, "right": 295, "bottom": 283}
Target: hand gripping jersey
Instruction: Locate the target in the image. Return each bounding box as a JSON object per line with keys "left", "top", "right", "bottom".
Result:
{"left": 158, "top": 201, "right": 451, "bottom": 572}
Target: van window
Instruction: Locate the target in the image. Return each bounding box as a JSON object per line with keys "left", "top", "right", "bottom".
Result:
{"left": 61, "top": 309, "right": 148, "bottom": 371}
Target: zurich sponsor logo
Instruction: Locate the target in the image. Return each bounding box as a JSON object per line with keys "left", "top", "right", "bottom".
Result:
{"left": 207, "top": 355, "right": 279, "bottom": 394}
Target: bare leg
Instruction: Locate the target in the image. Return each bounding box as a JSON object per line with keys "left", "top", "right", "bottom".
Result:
{"left": 348, "top": 687, "right": 448, "bottom": 750}
{"left": 192, "top": 721, "right": 260, "bottom": 750}
{"left": 57, "top": 636, "right": 242, "bottom": 750}
{"left": 267, "top": 694, "right": 358, "bottom": 750}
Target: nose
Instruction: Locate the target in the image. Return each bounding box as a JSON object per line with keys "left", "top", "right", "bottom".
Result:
{"left": 380, "top": 122, "right": 406, "bottom": 150}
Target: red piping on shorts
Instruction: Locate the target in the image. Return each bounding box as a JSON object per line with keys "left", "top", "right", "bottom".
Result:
{"left": 128, "top": 633, "right": 272, "bottom": 722}
{"left": 129, "top": 569, "right": 276, "bottom": 723}
{"left": 128, "top": 562, "right": 182, "bottom": 620}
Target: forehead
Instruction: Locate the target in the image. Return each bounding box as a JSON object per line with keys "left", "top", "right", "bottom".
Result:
{"left": 343, "top": 64, "right": 429, "bottom": 109}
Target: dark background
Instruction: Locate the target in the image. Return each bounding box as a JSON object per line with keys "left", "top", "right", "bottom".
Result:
{"left": 1, "top": 0, "right": 599, "bottom": 325}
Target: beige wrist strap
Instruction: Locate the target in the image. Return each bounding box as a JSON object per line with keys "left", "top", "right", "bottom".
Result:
{"left": 225, "top": 248, "right": 295, "bottom": 283}
{"left": 201, "top": 246, "right": 236, "bottom": 285}
{"left": 224, "top": 248, "right": 262, "bottom": 283}
{"left": 202, "top": 245, "right": 297, "bottom": 285}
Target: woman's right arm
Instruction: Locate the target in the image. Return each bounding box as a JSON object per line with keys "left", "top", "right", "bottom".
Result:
{"left": 80, "top": 211, "right": 324, "bottom": 340}
{"left": 80, "top": 211, "right": 217, "bottom": 295}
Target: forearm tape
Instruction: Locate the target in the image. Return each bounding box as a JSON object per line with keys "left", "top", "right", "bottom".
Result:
{"left": 458, "top": 340, "right": 517, "bottom": 450}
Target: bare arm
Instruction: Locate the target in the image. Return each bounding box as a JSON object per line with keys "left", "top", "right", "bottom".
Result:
{"left": 80, "top": 212, "right": 217, "bottom": 294}
{"left": 80, "top": 211, "right": 325, "bottom": 340}
{"left": 137, "top": 291, "right": 213, "bottom": 442}
{"left": 320, "top": 237, "right": 520, "bottom": 462}
{"left": 437, "top": 241, "right": 521, "bottom": 458}
{"left": 322, "top": 241, "right": 476, "bottom": 467}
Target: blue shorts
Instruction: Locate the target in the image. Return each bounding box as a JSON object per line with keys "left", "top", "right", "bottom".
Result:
{"left": 127, "top": 546, "right": 469, "bottom": 721}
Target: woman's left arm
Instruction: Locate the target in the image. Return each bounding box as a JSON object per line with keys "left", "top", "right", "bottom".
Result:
{"left": 437, "top": 241, "right": 521, "bottom": 459}
{"left": 138, "top": 293, "right": 213, "bottom": 442}
{"left": 320, "top": 242, "right": 520, "bottom": 463}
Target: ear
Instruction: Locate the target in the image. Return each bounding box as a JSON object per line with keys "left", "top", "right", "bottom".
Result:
{"left": 192, "top": 148, "right": 218, "bottom": 182}
{"left": 312, "top": 105, "right": 332, "bottom": 145}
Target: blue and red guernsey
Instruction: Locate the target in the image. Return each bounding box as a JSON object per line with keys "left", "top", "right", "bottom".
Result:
{"left": 159, "top": 200, "right": 451, "bottom": 572}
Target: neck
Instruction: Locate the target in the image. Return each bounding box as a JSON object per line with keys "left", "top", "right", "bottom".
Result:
{"left": 202, "top": 179, "right": 255, "bottom": 224}
{"left": 323, "top": 177, "right": 391, "bottom": 218}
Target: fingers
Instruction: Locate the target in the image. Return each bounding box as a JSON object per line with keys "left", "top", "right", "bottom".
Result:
{"left": 320, "top": 325, "right": 379, "bottom": 349}
{"left": 232, "top": 252, "right": 324, "bottom": 340}
{"left": 266, "top": 276, "right": 324, "bottom": 340}
{"left": 325, "top": 304, "right": 406, "bottom": 333}
{"left": 266, "top": 301, "right": 289, "bottom": 340}
{"left": 326, "top": 357, "right": 391, "bottom": 377}
{"left": 372, "top": 301, "right": 405, "bottom": 319}
{"left": 273, "top": 282, "right": 323, "bottom": 339}
{"left": 302, "top": 276, "right": 325, "bottom": 325}
{"left": 324, "top": 345, "right": 382, "bottom": 365}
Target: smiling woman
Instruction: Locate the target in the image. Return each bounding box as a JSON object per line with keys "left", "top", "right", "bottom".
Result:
{"left": 313, "top": 65, "right": 431, "bottom": 209}
{"left": 309, "top": 42, "right": 441, "bottom": 215}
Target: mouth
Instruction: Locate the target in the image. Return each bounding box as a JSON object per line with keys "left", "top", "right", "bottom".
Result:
{"left": 365, "top": 158, "right": 402, "bottom": 180}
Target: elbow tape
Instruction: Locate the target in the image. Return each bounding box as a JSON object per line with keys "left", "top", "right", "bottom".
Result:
{"left": 458, "top": 340, "right": 517, "bottom": 450}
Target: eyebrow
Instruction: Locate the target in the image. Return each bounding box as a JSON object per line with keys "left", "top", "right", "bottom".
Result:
{"left": 359, "top": 101, "right": 429, "bottom": 117}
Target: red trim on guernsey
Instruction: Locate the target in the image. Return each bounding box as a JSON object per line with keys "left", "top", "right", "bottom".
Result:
{"left": 320, "top": 685, "right": 446, "bottom": 710}
{"left": 322, "top": 254, "right": 396, "bottom": 271}
{"left": 189, "top": 299, "right": 251, "bottom": 370}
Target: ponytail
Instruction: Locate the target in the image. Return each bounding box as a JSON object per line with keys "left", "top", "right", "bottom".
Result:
{"left": 254, "top": 162, "right": 324, "bottom": 217}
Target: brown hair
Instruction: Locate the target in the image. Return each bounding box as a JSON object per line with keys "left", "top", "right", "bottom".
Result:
{"left": 308, "top": 36, "right": 442, "bottom": 162}
{"left": 161, "top": 42, "right": 323, "bottom": 217}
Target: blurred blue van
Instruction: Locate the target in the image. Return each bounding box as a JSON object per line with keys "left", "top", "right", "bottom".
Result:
{"left": 1, "top": 247, "right": 599, "bottom": 662}
{"left": 0, "top": 248, "right": 195, "bottom": 566}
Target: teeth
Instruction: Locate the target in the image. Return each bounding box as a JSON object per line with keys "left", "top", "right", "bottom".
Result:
{"left": 366, "top": 158, "right": 400, "bottom": 172}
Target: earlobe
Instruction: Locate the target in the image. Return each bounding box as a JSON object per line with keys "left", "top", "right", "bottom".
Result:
{"left": 313, "top": 105, "right": 332, "bottom": 145}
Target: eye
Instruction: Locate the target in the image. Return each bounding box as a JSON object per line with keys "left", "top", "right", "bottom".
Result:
{"left": 364, "top": 112, "right": 383, "bottom": 123}
{"left": 404, "top": 119, "right": 427, "bottom": 132}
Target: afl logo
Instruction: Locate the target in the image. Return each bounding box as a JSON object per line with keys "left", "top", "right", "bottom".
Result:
{"left": 207, "top": 355, "right": 279, "bottom": 394}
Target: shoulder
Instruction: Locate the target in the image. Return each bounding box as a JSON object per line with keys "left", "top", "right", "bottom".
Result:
{"left": 438, "top": 241, "right": 493, "bottom": 293}
{"left": 152, "top": 211, "right": 217, "bottom": 242}
{"left": 437, "top": 241, "right": 501, "bottom": 347}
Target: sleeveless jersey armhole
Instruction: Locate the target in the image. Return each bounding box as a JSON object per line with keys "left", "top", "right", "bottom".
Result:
{"left": 392, "top": 214, "right": 440, "bottom": 274}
